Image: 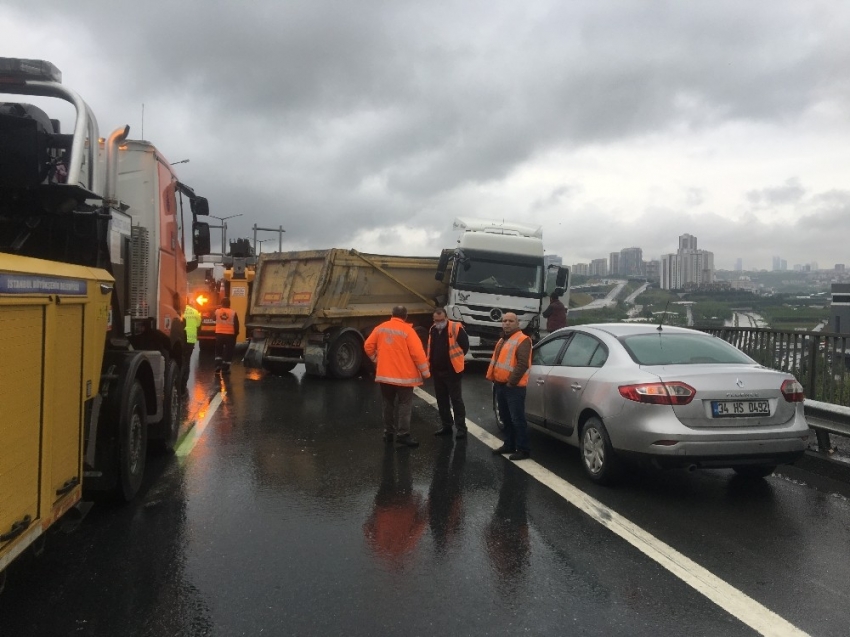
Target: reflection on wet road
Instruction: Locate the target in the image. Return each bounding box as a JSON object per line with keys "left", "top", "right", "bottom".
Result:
{"left": 1, "top": 351, "right": 848, "bottom": 636}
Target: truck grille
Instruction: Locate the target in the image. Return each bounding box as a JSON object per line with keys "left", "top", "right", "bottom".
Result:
{"left": 130, "top": 226, "right": 150, "bottom": 318}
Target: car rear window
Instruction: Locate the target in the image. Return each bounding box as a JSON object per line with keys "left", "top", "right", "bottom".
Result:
{"left": 620, "top": 333, "right": 754, "bottom": 365}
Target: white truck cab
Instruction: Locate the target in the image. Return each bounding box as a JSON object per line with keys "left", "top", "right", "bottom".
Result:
{"left": 436, "top": 218, "right": 569, "bottom": 359}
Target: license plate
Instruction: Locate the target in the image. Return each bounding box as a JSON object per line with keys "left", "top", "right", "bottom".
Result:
{"left": 202, "top": 318, "right": 216, "bottom": 325}
{"left": 711, "top": 400, "right": 770, "bottom": 418}
{"left": 270, "top": 335, "right": 302, "bottom": 348}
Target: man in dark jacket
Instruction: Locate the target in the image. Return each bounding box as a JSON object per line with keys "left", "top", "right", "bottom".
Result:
{"left": 542, "top": 292, "right": 567, "bottom": 332}
{"left": 427, "top": 308, "right": 470, "bottom": 439}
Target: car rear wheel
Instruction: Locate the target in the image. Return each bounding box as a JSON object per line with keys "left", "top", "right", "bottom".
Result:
{"left": 580, "top": 417, "right": 622, "bottom": 485}
{"left": 732, "top": 465, "right": 776, "bottom": 479}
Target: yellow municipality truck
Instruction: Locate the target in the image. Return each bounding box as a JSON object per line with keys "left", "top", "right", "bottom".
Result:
{"left": 0, "top": 58, "right": 211, "bottom": 591}
{"left": 244, "top": 249, "right": 446, "bottom": 378}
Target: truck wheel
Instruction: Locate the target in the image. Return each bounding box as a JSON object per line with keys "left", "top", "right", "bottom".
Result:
{"left": 119, "top": 381, "right": 148, "bottom": 502}
{"left": 328, "top": 333, "right": 362, "bottom": 379}
{"left": 262, "top": 359, "right": 297, "bottom": 374}
{"left": 152, "top": 360, "right": 182, "bottom": 452}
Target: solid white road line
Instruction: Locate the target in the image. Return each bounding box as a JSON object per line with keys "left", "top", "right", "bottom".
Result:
{"left": 176, "top": 392, "right": 223, "bottom": 458}
{"left": 413, "top": 387, "right": 809, "bottom": 637}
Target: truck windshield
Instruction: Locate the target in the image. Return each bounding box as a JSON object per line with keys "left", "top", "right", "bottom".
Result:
{"left": 453, "top": 254, "right": 543, "bottom": 298}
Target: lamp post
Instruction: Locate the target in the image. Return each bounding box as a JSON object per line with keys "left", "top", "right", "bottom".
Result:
{"left": 208, "top": 214, "right": 244, "bottom": 255}
{"left": 255, "top": 239, "right": 267, "bottom": 255}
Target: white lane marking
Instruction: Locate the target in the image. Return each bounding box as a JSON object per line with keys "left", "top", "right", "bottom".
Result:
{"left": 413, "top": 387, "right": 809, "bottom": 637}
{"left": 176, "top": 392, "right": 223, "bottom": 458}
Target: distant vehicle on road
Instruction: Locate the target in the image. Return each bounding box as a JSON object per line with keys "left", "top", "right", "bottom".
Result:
{"left": 518, "top": 323, "right": 808, "bottom": 485}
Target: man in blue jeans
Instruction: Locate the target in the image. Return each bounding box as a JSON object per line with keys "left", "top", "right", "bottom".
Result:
{"left": 486, "top": 312, "right": 533, "bottom": 460}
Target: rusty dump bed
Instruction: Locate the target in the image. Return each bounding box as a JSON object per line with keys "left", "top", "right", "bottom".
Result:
{"left": 248, "top": 249, "right": 445, "bottom": 330}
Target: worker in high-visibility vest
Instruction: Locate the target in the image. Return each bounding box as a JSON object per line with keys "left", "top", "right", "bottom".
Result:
{"left": 181, "top": 298, "right": 202, "bottom": 390}
{"left": 486, "top": 312, "right": 533, "bottom": 460}
{"left": 214, "top": 297, "right": 239, "bottom": 375}
{"left": 427, "top": 307, "right": 469, "bottom": 439}
{"left": 363, "top": 305, "right": 430, "bottom": 447}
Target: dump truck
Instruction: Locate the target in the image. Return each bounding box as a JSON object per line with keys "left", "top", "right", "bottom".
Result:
{"left": 244, "top": 249, "right": 445, "bottom": 378}
{"left": 0, "top": 57, "right": 211, "bottom": 590}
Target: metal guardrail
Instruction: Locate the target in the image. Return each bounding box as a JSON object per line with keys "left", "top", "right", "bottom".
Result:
{"left": 804, "top": 400, "right": 850, "bottom": 453}
{"left": 698, "top": 326, "right": 850, "bottom": 453}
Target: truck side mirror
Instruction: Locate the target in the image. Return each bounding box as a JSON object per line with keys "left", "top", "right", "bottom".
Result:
{"left": 435, "top": 248, "right": 452, "bottom": 282}
{"left": 556, "top": 266, "right": 570, "bottom": 288}
{"left": 193, "top": 222, "right": 211, "bottom": 256}
{"left": 192, "top": 196, "right": 209, "bottom": 217}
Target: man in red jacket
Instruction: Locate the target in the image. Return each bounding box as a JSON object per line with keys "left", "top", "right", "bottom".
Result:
{"left": 364, "top": 306, "right": 431, "bottom": 447}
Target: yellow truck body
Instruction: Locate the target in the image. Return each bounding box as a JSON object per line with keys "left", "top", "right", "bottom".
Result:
{"left": 0, "top": 255, "right": 112, "bottom": 575}
{"left": 246, "top": 249, "right": 446, "bottom": 377}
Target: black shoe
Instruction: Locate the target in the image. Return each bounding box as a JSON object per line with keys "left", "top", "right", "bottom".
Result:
{"left": 492, "top": 444, "right": 514, "bottom": 455}
{"left": 396, "top": 435, "right": 419, "bottom": 448}
{"left": 508, "top": 450, "right": 530, "bottom": 461}
{"left": 454, "top": 430, "right": 467, "bottom": 439}
{"left": 434, "top": 427, "right": 453, "bottom": 437}
{"left": 383, "top": 433, "right": 394, "bottom": 443}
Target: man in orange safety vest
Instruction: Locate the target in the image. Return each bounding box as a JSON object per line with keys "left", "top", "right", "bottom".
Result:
{"left": 486, "top": 312, "right": 532, "bottom": 460}
{"left": 427, "top": 307, "right": 469, "bottom": 439}
{"left": 364, "top": 306, "right": 430, "bottom": 448}
{"left": 214, "top": 297, "right": 239, "bottom": 375}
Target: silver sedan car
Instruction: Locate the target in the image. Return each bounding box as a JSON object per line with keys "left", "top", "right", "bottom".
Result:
{"left": 521, "top": 323, "right": 809, "bottom": 485}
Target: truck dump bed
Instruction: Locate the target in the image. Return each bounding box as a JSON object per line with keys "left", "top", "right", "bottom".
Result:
{"left": 246, "top": 249, "right": 447, "bottom": 378}
{"left": 249, "top": 249, "right": 445, "bottom": 328}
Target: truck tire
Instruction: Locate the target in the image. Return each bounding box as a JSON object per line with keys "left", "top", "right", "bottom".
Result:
{"left": 328, "top": 332, "right": 362, "bottom": 379}
{"left": 152, "top": 359, "right": 182, "bottom": 452}
{"left": 119, "top": 381, "right": 148, "bottom": 502}
{"left": 262, "top": 359, "right": 297, "bottom": 375}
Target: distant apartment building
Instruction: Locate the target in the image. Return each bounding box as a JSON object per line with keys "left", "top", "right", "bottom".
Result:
{"left": 734, "top": 258, "right": 743, "bottom": 272}
{"left": 771, "top": 256, "right": 788, "bottom": 271}
{"left": 572, "top": 263, "right": 589, "bottom": 276}
{"left": 609, "top": 252, "right": 620, "bottom": 276}
{"left": 836, "top": 264, "right": 846, "bottom": 272}
{"left": 660, "top": 233, "right": 715, "bottom": 290}
{"left": 589, "top": 258, "right": 608, "bottom": 277}
{"left": 619, "top": 247, "right": 643, "bottom": 276}
{"left": 645, "top": 259, "right": 660, "bottom": 283}
{"left": 679, "top": 234, "right": 698, "bottom": 251}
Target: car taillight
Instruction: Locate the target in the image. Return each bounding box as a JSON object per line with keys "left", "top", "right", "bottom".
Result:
{"left": 780, "top": 379, "right": 805, "bottom": 403}
{"left": 618, "top": 382, "right": 696, "bottom": 405}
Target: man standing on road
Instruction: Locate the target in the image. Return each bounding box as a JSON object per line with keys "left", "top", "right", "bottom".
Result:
{"left": 542, "top": 291, "right": 567, "bottom": 332}
{"left": 427, "top": 307, "right": 470, "bottom": 439}
{"left": 364, "top": 306, "right": 431, "bottom": 448}
{"left": 182, "top": 297, "right": 202, "bottom": 391}
{"left": 487, "top": 312, "right": 533, "bottom": 460}
{"left": 214, "top": 297, "right": 239, "bottom": 376}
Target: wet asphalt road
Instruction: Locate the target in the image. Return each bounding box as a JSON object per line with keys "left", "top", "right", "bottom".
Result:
{"left": 1, "top": 350, "right": 850, "bottom": 636}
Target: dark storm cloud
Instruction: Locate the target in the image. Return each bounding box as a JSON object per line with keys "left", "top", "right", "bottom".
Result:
{"left": 4, "top": 0, "right": 850, "bottom": 258}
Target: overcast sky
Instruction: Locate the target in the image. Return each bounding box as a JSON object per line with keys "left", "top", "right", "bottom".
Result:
{"left": 3, "top": 1, "right": 849, "bottom": 271}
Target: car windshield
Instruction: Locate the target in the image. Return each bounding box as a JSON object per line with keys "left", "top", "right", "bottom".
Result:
{"left": 620, "top": 333, "right": 755, "bottom": 366}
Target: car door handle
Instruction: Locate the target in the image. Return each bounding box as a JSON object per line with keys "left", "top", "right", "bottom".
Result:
{"left": 571, "top": 382, "right": 582, "bottom": 390}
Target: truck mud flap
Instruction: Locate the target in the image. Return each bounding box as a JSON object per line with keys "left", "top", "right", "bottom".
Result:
{"left": 243, "top": 338, "right": 265, "bottom": 368}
